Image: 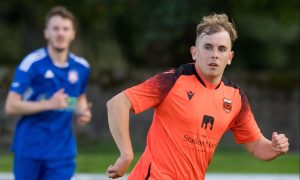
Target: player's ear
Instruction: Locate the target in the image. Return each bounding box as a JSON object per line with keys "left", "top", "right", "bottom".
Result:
{"left": 70, "top": 29, "right": 76, "bottom": 41}
{"left": 73, "top": 31, "right": 76, "bottom": 39}
{"left": 227, "top": 51, "right": 234, "bottom": 65}
{"left": 190, "top": 46, "right": 198, "bottom": 61}
{"left": 44, "top": 28, "right": 49, "bottom": 40}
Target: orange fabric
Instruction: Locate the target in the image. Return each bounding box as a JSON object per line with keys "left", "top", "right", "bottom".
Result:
{"left": 124, "top": 64, "right": 261, "bottom": 180}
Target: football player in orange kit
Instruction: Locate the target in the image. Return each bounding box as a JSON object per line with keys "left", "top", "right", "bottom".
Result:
{"left": 106, "top": 13, "right": 289, "bottom": 180}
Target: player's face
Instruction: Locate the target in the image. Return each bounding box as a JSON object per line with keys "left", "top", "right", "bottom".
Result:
{"left": 190, "top": 30, "right": 234, "bottom": 84}
{"left": 44, "top": 15, "right": 75, "bottom": 52}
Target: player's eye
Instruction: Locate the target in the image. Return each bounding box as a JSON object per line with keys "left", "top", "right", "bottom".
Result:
{"left": 64, "top": 27, "right": 70, "bottom": 31}
{"left": 204, "top": 45, "right": 212, "bottom": 50}
{"left": 52, "top": 26, "right": 59, "bottom": 31}
{"left": 219, "top": 47, "right": 227, "bottom": 52}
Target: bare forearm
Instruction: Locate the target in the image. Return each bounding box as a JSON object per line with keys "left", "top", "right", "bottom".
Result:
{"left": 107, "top": 93, "right": 134, "bottom": 160}
{"left": 5, "top": 99, "right": 53, "bottom": 116}
{"left": 245, "top": 134, "right": 289, "bottom": 161}
{"left": 75, "top": 94, "right": 92, "bottom": 126}
{"left": 5, "top": 90, "right": 68, "bottom": 116}
{"left": 248, "top": 137, "right": 278, "bottom": 161}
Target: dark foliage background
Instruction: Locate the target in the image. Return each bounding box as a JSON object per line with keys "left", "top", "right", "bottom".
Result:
{"left": 0, "top": 0, "right": 299, "bottom": 152}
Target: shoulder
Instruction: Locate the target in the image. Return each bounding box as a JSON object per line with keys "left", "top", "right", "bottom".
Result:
{"left": 222, "top": 76, "right": 249, "bottom": 105}
{"left": 222, "top": 76, "right": 241, "bottom": 89}
{"left": 19, "top": 48, "right": 47, "bottom": 72}
{"left": 151, "top": 63, "right": 198, "bottom": 85}
{"left": 146, "top": 63, "right": 196, "bottom": 89}
{"left": 174, "top": 63, "right": 197, "bottom": 78}
{"left": 69, "top": 53, "right": 90, "bottom": 69}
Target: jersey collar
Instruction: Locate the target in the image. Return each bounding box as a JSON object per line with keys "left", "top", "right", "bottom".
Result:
{"left": 194, "top": 64, "right": 221, "bottom": 90}
{"left": 45, "top": 47, "right": 70, "bottom": 68}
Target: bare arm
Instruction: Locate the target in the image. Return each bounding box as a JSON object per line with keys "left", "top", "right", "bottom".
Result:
{"left": 5, "top": 89, "right": 68, "bottom": 116}
{"left": 75, "top": 94, "right": 92, "bottom": 126}
{"left": 106, "top": 92, "right": 134, "bottom": 179}
{"left": 244, "top": 132, "right": 289, "bottom": 161}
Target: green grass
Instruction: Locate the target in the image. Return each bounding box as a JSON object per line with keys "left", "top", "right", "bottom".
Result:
{"left": 76, "top": 153, "right": 141, "bottom": 172}
{"left": 0, "top": 152, "right": 12, "bottom": 171}
{"left": 1, "top": 141, "right": 298, "bottom": 173}
{"left": 0, "top": 151, "right": 298, "bottom": 173}
{"left": 207, "top": 151, "right": 299, "bottom": 173}
{"left": 0, "top": 152, "right": 140, "bottom": 173}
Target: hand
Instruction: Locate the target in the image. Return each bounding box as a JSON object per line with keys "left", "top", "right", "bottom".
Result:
{"left": 106, "top": 154, "right": 133, "bottom": 179}
{"left": 48, "top": 89, "right": 69, "bottom": 110}
{"left": 271, "top": 132, "right": 289, "bottom": 155}
{"left": 75, "top": 102, "right": 92, "bottom": 126}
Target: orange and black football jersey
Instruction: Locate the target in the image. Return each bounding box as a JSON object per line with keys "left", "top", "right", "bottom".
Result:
{"left": 124, "top": 63, "right": 261, "bottom": 180}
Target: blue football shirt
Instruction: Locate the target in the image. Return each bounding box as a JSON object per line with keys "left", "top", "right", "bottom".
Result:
{"left": 9, "top": 48, "right": 90, "bottom": 159}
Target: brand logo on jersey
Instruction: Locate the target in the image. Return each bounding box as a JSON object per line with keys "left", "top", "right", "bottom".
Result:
{"left": 201, "top": 115, "right": 214, "bottom": 130}
{"left": 45, "top": 70, "right": 54, "bottom": 79}
{"left": 223, "top": 98, "right": 232, "bottom": 113}
{"left": 12, "top": 82, "right": 20, "bottom": 88}
{"left": 187, "top": 91, "right": 195, "bottom": 100}
{"left": 68, "top": 70, "right": 78, "bottom": 84}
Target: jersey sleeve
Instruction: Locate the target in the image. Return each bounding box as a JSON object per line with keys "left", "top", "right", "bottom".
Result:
{"left": 124, "top": 70, "right": 176, "bottom": 114}
{"left": 230, "top": 90, "right": 262, "bottom": 144}
{"left": 79, "top": 68, "right": 90, "bottom": 95}
{"left": 9, "top": 65, "right": 33, "bottom": 95}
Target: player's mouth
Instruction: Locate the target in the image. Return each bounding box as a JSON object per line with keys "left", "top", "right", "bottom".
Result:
{"left": 208, "top": 63, "right": 218, "bottom": 67}
{"left": 56, "top": 38, "right": 65, "bottom": 43}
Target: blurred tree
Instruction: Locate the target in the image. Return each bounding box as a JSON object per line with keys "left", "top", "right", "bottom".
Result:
{"left": 0, "top": 0, "right": 299, "bottom": 151}
{"left": 230, "top": 0, "right": 299, "bottom": 71}
{"left": 0, "top": 0, "right": 299, "bottom": 79}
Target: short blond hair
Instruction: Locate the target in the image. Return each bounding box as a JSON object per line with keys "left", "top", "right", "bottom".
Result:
{"left": 196, "top": 13, "right": 237, "bottom": 46}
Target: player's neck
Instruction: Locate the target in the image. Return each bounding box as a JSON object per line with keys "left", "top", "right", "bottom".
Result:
{"left": 194, "top": 64, "right": 222, "bottom": 89}
{"left": 47, "top": 45, "right": 69, "bottom": 67}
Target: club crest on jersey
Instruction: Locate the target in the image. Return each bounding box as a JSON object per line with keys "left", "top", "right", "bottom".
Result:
{"left": 68, "top": 70, "right": 78, "bottom": 84}
{"left": 223, "top": 98, "right": 232, "bottom": 113}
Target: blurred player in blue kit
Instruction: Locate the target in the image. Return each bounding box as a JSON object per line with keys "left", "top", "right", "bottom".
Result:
{"left": 5, "top": 6, "right": 92, "bottom": 180}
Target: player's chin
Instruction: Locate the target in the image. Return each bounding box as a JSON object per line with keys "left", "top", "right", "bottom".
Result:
{"left": 51, "top": 42, "right": 70, "bottom": 51}
{"left": 77, "top": 119, "right": 89, "bottom": 126}
{"left": 53, "top": 45, "right": 68, "bottom": 52}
